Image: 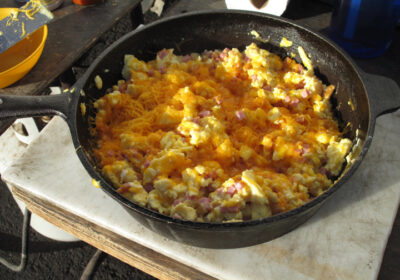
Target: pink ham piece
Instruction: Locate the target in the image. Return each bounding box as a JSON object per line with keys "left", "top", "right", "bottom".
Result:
{"left": 199, "top": 110, "right": 211, "bottom": 118}
{"left": 173, "top": 199, "right": 182, "bottom": 206}
{"left": 173, "top": 213, "right": 182, "bottom": 219}
{"left": 226, "top": 185, "right": 237, "bottom": 196}
{"left": 301, "top": 89, "right": 310, "bottom": 98}
{"left": 234, "top": 182, "right": 244, "bottom": 191}
{"left": 198, "top": 197, "right": 212, "bottom": 211}
{"left": 235, "top": 110, "right": 245, "bottom": 120}
{"left": 158, "top": 65, "right": 166, "bottom": 74}
{"left": 220, "top": 205, "right": 239, "bottom": 213}
{"left": 143, "top": 183, "right": 154, "bottom": 193}
{"left": 182, "top": 55, "right": 191, "bottom": 62}
{"left": 157, "top": 49, "right": 169, "bottom": 59}
{"left": 291, "top": 98, "right": 300, "bottom": 105}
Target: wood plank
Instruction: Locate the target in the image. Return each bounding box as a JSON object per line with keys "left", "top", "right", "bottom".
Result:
{"left": 11, "top": 184, "right": 218, "bottom": 280}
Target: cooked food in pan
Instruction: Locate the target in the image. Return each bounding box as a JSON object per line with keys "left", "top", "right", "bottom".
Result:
{"left": 92, "top": 43, "right": 352, "bottom": 222}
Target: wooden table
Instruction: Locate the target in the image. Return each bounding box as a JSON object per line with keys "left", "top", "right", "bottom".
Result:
{"left": 0, "top": 0, "right": 143, "bottom": 132}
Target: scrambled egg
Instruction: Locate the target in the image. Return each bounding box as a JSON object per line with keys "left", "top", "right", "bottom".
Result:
{"left": 93, "top": 43, "right": 352, "bottom": 222}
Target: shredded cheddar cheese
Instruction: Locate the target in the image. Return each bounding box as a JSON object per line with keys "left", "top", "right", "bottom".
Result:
{"left": 298, "top": 46, "right": 313, "bottom": 73}
{"left": 280, "top": 37, "right": 293, "bottom": 48}
{"left": 20, "top": 22, "right": 26, "bottom": 38}
{"left": 92, "top": 43, "right": 352, "bottom": 222}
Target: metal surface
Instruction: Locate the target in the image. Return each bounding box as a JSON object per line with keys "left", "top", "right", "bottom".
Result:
{"left": 0, "top": 10, "right": 399, "bottom": 248}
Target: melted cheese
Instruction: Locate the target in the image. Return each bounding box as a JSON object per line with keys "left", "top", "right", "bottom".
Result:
{"left": 93, "top": 44, "right": 352, "bottom": 222}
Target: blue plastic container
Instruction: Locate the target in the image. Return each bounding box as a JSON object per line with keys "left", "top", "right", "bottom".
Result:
{"left": 329, "top": 0, "right": 400, "bottom": 58}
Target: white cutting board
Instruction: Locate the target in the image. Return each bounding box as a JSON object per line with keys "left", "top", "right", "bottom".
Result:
{"left": 3, "top": 109, "right": 400, "bottom": 280}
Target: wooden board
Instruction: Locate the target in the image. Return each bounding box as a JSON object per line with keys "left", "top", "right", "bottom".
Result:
{"left": 11, "top": 185, "right": 217, "bottom": 280}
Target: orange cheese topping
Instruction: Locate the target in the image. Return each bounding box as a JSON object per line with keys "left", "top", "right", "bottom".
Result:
{"left": 93, "top": 43, "right": 352, "bottom": 222}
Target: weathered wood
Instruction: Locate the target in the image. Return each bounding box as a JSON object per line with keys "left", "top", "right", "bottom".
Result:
{"left": 11, "top": 184, "right": 217, "bottom": 280}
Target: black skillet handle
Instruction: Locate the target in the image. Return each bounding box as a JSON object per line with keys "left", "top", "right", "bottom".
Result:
{"left": 360, "top": 71, "right": 400, "bottom": 118}
{"left": 0, "top": 93, "right": 71, "bottom": 120}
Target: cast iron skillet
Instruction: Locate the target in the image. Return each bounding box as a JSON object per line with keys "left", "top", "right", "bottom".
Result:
{"left": 1, "top": 11, "right": 399, "bottom": 248}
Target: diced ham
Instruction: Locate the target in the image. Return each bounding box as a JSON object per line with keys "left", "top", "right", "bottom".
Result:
{"left": 199, "top": 110, "right": 211, "bottom": 118}
{"left": 200, "top": 185, "right": 215, "bottom": 195}
{"left": 143, "top": 160, "right": 151, "bottom": 168}
{"left": 173, "top": 213, "right": 182, "bottom": 219}
{"left": 119, "top": 83, "right": 127, "bottom": 92}
{"left": 234, "top": 182, "right": 244, "bottom": 191}
{"left": 184, "top": 194, "right": 197, "bottom": 201}
{"left": 296, "top": 64, "right": 305, "bottom": 73}
{"left": 204, "top": 172, "right": 216, "bottom": 180}
{"left": 295, "top": 82, "right": 305, "bottom": 90}
{"left": 157, "top": 49, "right": 169, "bottom": 59}
{"left": 301, "top": 144, "right": 310, "bottom": 155}
{"left": 296, "top": 115, "right": 305, "bottom": 124}
{"left": 220, "top": 205, "right": 239, "bottom": 213}
{"left": 296, "top": 143, "right": 310, "bottom": 156}
{"left": 320, "top": 167, "right": 328, "bottom": 175}
{"left": 217, "top": 188, "right": 224, "bottom": 197}
{"left": 235, "top": 110, "right": 245, "bottom": 120}
{"left": 219, "top": 49, "right": 229, "bottom": 60}
{"left": 301, "top": 89, "right": 310, "bottom": 98}
{"left": 192, "top": 117, "right": 201, "bottom": 124}
{"left": 263, "top": 84, "right": 272, "bottom": 91}
{"left": 226, "top": 185, "right": 237, "bottom": 196}
{"left": 209, "top": 63, "right": 217, "bottom": 72}
{"left": 173, "top": 199, "right": 182, "bottom": 206}
{"left": 295, "top": 147, "right": 303, "bottom": 155}
{"left": 204, "top": 51, "right": 213, "bottom": 58}
{"left": 291, "top": 98, "right": 300, "bottom": 105}
{"left": 143, "top": 183, "right": 154, "bottom": 193}
{"left": 122, "top": 153, "right": 130, "bottom": 161}
{"left": 198, "top": 197, "right": 212, "bottom": 211}
{"left": 182, "top": 55, "right": 191, "bottom": 62}
{"left": 117, "top": 186, "right": 130, "bottom": 194}
{"left": 159, "top": 65, "right": 166, "bottom": 74}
